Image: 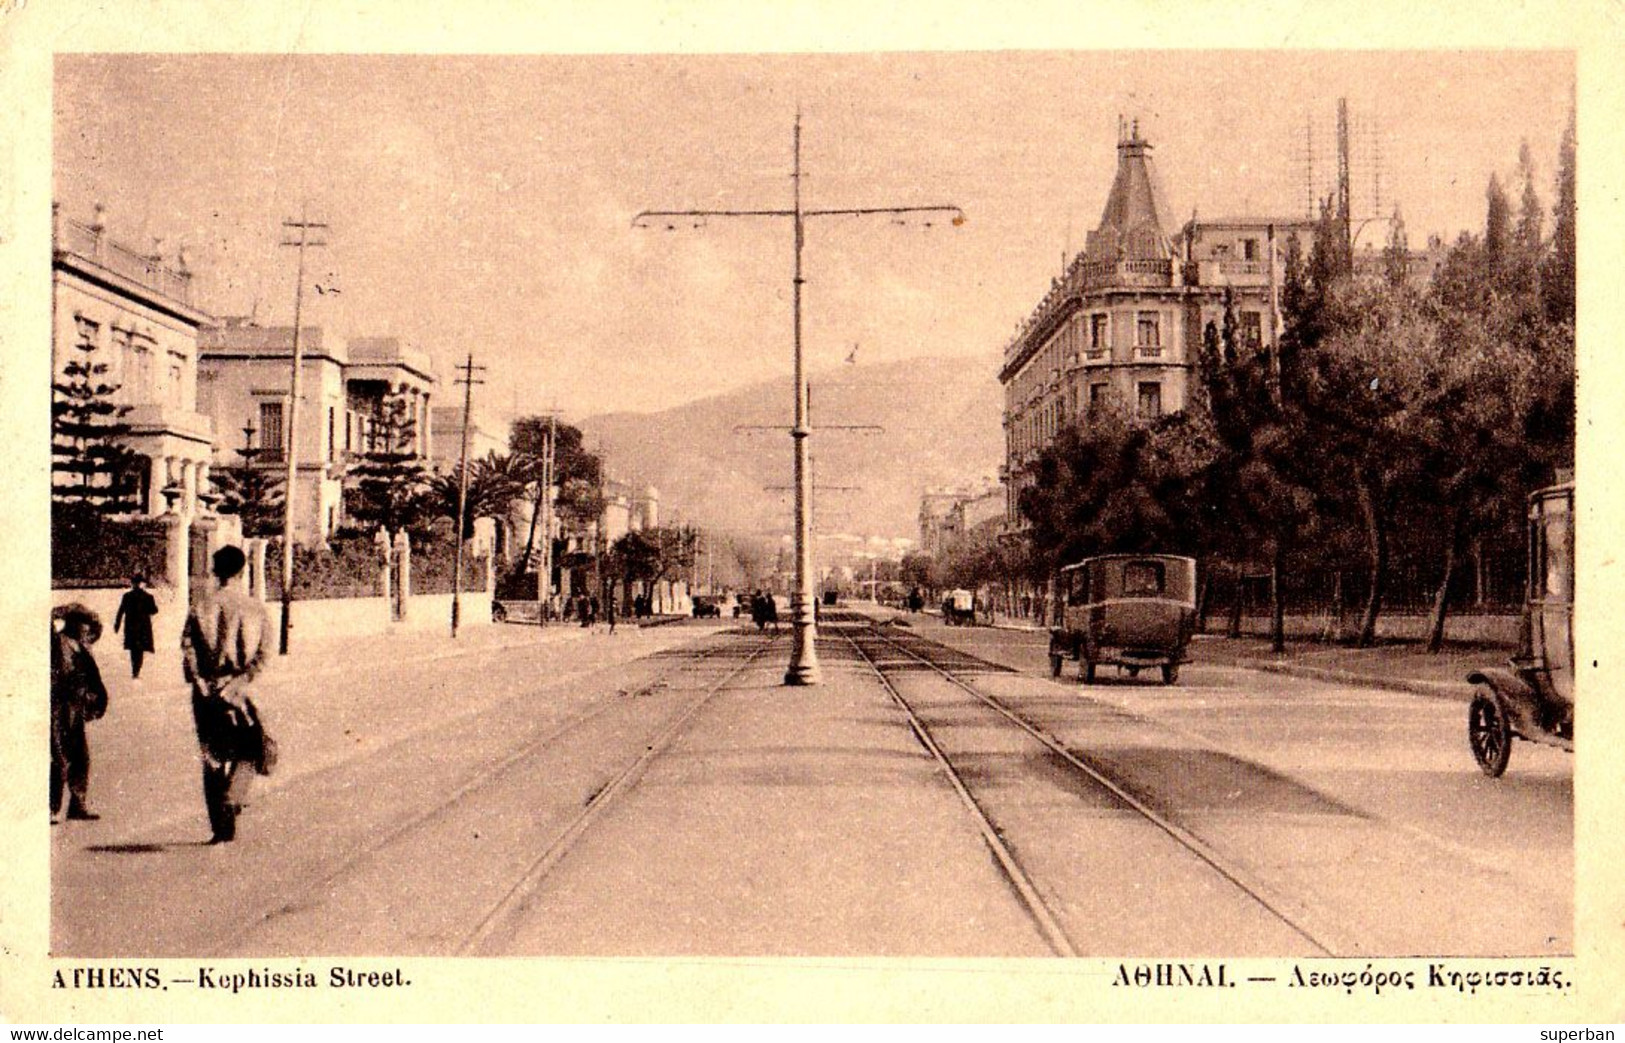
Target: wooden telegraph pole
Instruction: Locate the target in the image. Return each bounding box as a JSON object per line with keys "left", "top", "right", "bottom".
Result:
{"left": 276, "top": 207, "right": 327, "bottom": 655}
{"left": 451, "top": 353, "right": 487, "bottom": 637}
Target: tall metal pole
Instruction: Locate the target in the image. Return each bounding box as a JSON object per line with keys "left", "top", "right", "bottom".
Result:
{"left": 450, "top": 353, "right": 485, "bottom": 637}
{"left": 276, "top": 206, "right": 327, "bottom": 655}
{"left": 633, "top": 115, "right": 963, "bottom": 684}
{"left": 786, "top": 113, "right": 821, "bottom": 685}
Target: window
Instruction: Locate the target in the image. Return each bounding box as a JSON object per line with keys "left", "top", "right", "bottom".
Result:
{"left": 1088, "top": 382, "right": 1109, "bottom": 412}
{"left": 1239, "top": 311, "right": 1264, "bottom": 351}
{"left": 1090, "top": 314, "right": 1109, "bottom": 351}
{"left": 328, "top": 406, "right": 336, "bottom": 462}
{"left": 1243, "top": 238, "right": 1259, "bottom": 262}
{"left": 1136, "top": 312, "right": 1161, "bottom": 350}
{"left": 259, "top": 402, "right": 285, "bottom": 461}
{"left": 1122, "top": 561, "right": 1167, "bottom": 597}
{"left": 1137, "top": 382, "right": 1162, "bottom": 419}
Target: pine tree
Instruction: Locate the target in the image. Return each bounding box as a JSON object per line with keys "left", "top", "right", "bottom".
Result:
{"left": 343, "top": 393, "right": 428, "bottom": 534}
{"left": 51, "top": 328, "right": 139, "bottom": 517}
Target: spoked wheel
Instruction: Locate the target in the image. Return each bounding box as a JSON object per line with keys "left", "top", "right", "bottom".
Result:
{"left": 1469, "top": 689, "right": 1513, "bottom": 778}
{"left": 1161, "top": 663, "right": 1180, "bottom": 685}
{"left": 1049, "top": 653, "right": 1063, "bottom": 678}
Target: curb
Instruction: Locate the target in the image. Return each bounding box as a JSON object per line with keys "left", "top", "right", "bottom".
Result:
{"left": 1232, "top": 658, "right": 1472, "bottom": 701}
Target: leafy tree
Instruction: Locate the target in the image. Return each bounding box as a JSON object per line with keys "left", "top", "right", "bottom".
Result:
{"left": 52, "top": 328, "right": 140, "bottom": 517}
{"left": 509, "top": 417, "right": 603, "bottom": 574}
{"left": 344, "top": 392, "right": 428, "bottom": 534}
{"left": 1541, "top": 109, "right": 1576, "bottom": 326}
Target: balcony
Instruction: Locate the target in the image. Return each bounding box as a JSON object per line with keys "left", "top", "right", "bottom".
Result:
{"left": 1190, "top": 258, "right": 1270, "bottom": 287}
{"left": 122, "top": 402, "right": 214, "bottom": 444}
{"left": 1078, "top": 257, "right": 1176, "bottom": 291}
{"left": 54, "top": 215, "right": 195, "bottom": 308}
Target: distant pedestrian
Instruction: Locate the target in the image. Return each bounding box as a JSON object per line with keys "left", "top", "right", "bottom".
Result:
{"left": 576, "top": 593, "right": 591, "bottom": 628}
{"left": 182, "top": 545, "right": 272, "bottom": 845}
{"left": 605, "top": 592, "right": 618, "bottom": 635}
{"left": 113, "top": 575, "right": 158, "bottom": 680}
{"left": 589, "top": 595, "right": 601, "bottom": 628}
{"left": 51, "top": 604, "right": 107, "bottom": 823}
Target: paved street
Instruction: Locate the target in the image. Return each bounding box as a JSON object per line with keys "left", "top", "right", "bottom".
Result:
{"left": 52, "top": 613, "right": 1571, "bottom": 958}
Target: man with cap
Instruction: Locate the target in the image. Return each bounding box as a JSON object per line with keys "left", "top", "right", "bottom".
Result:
{"left": 181, "top": 544, "right": 270, "bottom": 844}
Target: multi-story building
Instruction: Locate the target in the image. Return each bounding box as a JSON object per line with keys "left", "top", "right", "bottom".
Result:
{"left": 197, "top": 320, "right": 351, "bottom": 542}
{"left": 51, "top": 204, "right": 217, "bottom": 516}
{"left": 918, "top": 482, "right": 1002, "bottom": 556}
{"left": 345, "top": 336, "right": 435, "bottom": 459}
{"left": 998, "top": 123, "right": 1315, "bottom": 531}
{"left": 198, "top": 326, "right": 441, "bottom": 543}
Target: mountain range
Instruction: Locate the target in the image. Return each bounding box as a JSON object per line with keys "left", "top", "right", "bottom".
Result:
{"left": 577, "top": 354, "right": 1003, "bottom": 541}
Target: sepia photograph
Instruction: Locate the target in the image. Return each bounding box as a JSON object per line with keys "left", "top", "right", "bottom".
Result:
{"left": 4, "top": 0, "right": 1623, "bottom": 1027}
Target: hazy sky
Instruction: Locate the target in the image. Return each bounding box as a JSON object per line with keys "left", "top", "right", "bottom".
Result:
{"left": 55, "top": 51, "right": 1573, "bottom": 419}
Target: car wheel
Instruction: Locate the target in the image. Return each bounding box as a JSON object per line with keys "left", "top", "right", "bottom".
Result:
{"left": 1469, "top": 688, "right": 1513, "bottom": 777}
{"left": 1161, "top": 663, "right": 1179, "bottom": 685}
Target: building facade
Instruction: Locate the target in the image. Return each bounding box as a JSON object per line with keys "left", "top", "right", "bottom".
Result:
{"left": 999, "top": 124, "right": 1315, "bottom": 531}
{"left": 197, "top": 321, "right": 352, "bottom": 543}
{"left": 51, "top": 204, "right": 217, "bottom": 516}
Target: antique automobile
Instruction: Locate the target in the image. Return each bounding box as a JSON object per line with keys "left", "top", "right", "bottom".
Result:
{"left": 1465, "top": 481, "right": 1574, "bottom": 777}
{"left": 1048, "top": 554, "right": 1197, "bottom": 685}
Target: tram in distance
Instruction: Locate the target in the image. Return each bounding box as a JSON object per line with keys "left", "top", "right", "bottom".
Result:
{"left": 1048, "top": 553, "right": 1198, "bottom": 685}
{"left": 1466, "top": 480, "right": 1574, "bottom": 777}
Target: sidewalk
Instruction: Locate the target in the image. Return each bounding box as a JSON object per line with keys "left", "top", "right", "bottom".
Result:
{"left": 932, "top": 606, "right": 1496, "bottom": 700}
{"left": 1193, "top": 634, "right": 1501, "bottom": 700}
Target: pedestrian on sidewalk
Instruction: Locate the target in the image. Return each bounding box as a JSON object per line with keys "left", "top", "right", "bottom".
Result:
{"left": 51, "top": 604, "right": 108, "bottom": 822}
{"left": 605, "top": 590, "right": 618, "bottom": 635}
{"left": 182, "top": 545, "right": 271, "bottom": 845}
{"left": 113, "top": 575, "right": 158, "bottom": 680}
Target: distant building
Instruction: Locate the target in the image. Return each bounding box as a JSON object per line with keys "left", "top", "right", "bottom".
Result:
{"left": 919, "top": 481, "right": 1002, "bottom": 556}
{"left": 51, "top": 204, "right": 217, "bottom": 516}
{"left": 429, "top": 406, "right": 507, "bottom": 475}
{"left": 998, "top": 123, "right": 1316, "bottom": 532}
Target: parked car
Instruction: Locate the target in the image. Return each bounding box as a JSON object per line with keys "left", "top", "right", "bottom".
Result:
{"left": 1048, "top": 554, "right": 1197, "bottom": 684}
{"left": 692, "top": 595, "right": 723, "bottom": 619}
{"left": 1465, "top": 480, "right": 1574, "bottom": 776}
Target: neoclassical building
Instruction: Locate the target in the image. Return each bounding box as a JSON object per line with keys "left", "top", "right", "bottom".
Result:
{"left": 51, "top": 204, "right": 217, "bottom": 517}
{"left": 999, "top": 124, "right": 1314, "bottom": 531}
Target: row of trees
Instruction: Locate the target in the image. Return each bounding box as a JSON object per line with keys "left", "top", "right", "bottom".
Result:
{"left": 1012, "top": 120, "right": 1575, "bottom": 651}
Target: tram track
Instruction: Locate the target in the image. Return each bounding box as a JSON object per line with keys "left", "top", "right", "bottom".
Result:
{"left": 213, "top": 632, "right": 777, "bottom": 956}
{"left": 827, "top": 612, "right": 1344, "bottom": 957}
{"left": 456, "top": 637, "right": 778, "bottom": 954}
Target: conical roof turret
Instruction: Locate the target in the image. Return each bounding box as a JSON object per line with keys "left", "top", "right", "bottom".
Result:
{"left": 1084, "top": 119, "right": 1175, "bottom": 263}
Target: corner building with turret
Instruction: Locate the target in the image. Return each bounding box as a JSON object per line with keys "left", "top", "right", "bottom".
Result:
{"left": 999, "top": 124, "right": 1314, "bottom": 531}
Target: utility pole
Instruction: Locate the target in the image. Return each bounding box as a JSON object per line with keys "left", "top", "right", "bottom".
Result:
{"left": 451, "top": 353, "right": 487, "bottom": 637}
{"left": 541, "top": 411, "right": 556, "bottom": 618}
{"left": 276, "top": 207, "right": 328, "bottom": 655}
{"left": 636, "top": 111, "right": 962, "bottom": 685}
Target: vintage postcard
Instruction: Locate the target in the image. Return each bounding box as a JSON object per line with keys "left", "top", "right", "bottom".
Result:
{"left": 2, "top": 0, "right": 1622, "bottom": 1026}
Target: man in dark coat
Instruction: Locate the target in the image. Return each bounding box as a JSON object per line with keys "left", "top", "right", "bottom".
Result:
{"left": 51, "top": 605, "right": 107, "bottom": 822}
{"left": 113, "top": 575, "right": 158, "bottom": 680}
{"left": 182, "top": 546, "right": 270, "bottom": 844}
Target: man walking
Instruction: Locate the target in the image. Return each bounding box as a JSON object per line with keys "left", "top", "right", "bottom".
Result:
{"left": 182, "top": 545, "right": 270, "bottom": 844}
{"left": 51, "top": 605, "right": 107, "bottom": 822}
{"left": 113, "top": 575, "right": 158, "bottom": 680}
